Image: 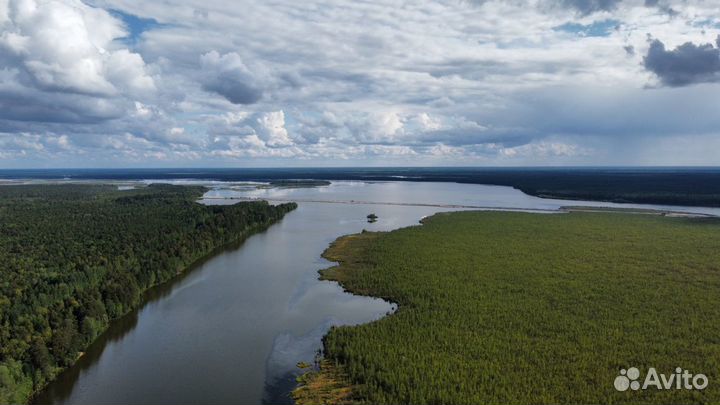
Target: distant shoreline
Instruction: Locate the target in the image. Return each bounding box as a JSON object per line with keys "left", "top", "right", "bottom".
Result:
{"left": 0, "top": 167, "right": 719, "bottom": 208}
{"left": 2, "top": 177, "right": 716, "bottom": 217}
{"left": 204, "top": 196, "right": 717, "bottom": 218}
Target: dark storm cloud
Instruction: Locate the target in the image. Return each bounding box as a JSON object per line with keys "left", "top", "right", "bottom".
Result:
{"left": 201, "top": 77, "right": 263, "bottom": 105}
{"left": 560, "top": 0, "right": 622, "bottom": 15}
{"left": 560, "top": 0, "right": 676, "bottom": 15}
{"left": 0, "top": 88, "right": 124, "bottom": 124}
{"left": 643, "top": 36, "right": 720, "bottom": 87}
{"left": 486, "top": 84, "right": 720, "bottom": 138}
{"left": 198, "top": 51, "right": 264, "bottom": 104}
{"left": 643, "top": 0, "right": 678, "bottom": 16}
{"left": 415, "top": 127, "right": 535, "bottom": 148}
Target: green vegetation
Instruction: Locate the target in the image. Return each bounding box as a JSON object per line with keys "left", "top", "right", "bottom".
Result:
{"left": 306, "top": 211, "right": 720, "bottom": 404}
{"left": 373, "top": 168, "right": 720, "bottom": 207}
{"left": 293, "top": 360, "right": 355, "bottom": 405}
{"left": 0, "top": 184, "right": 296, "bottom": 404}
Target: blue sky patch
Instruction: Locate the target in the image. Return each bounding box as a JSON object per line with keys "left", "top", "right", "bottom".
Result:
{"left": 691, "top": 19, "right": 720, "bottom": 29}
{"left": 554, "top": 19, "right": 619, "bottom": 37}
{"left": 109, "top": 9, "right": 164, "bottom": 44}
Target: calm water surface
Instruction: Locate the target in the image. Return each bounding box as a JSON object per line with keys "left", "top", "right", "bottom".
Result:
{"left": 33, "top": 181, "right": 720, "bottom": 405}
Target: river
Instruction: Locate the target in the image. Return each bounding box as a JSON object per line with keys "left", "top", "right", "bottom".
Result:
{"left": 32, "top": 181, "right": 720, "bottom": 404}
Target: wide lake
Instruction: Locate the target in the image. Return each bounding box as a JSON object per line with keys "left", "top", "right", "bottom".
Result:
{"left": 32, "top": 181, "right": 720, "bottom": 404}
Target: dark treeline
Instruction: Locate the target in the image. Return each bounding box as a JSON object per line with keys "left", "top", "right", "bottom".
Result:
{"left": 2, "top": 167, "right": 719, "bottom": 207}
{"left": 0, "top": 184, "right": 296, "bottom": 404}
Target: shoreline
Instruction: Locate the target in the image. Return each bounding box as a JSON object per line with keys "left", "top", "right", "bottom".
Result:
{"left": 293, "top": 228, "right": 410, "bottom": 404}
{"left": 26, "top": 201, "right": 296, "bottom": 404}
{"left": 293, "top": 209, "right": 720, "bottom": 404}
{"left": 1, "top": 168, "right": 719, "bottom": 209}
{"left": 204, "top": 196, "right": 718, "bottom": 218}
{"left": 2, "top": 177, "right": 719, "bottom": 211}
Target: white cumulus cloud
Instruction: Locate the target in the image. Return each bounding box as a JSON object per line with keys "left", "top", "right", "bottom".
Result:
{"left": 0, "top": 0, "right": 154, "bottom": 96}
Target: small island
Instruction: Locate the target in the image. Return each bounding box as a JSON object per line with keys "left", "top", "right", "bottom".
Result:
{"left": 366, "top": 213, "right": 378, "bottom": 223}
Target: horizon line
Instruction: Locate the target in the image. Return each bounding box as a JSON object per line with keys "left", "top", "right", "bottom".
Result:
{"left": 1, "top": 165, "right": 720, "bottom": 171}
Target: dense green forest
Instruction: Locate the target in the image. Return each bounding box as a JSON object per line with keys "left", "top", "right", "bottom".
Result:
{"left": 303, "top": 211, "right": 720, "bottom": 404}
{"left": 0, "top": 184, "right": 296, "bottom": 404}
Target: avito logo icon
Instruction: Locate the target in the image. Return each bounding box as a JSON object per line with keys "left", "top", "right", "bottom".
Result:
{"left": 614, "top": 367, "right": 708, "bottom": 392}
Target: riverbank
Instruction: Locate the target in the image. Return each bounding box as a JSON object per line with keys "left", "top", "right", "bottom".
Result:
{"left": 295, "top": 210, "right": 720, "bottom": 404}
{"left": 0, "top": 184, "right": 296, "bottom": 404}
{"left": 202, "top": 196, "right": 720, "bottom": 218}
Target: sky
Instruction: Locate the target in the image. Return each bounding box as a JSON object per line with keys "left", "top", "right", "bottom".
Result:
{"left": 0, "top": 0, "right": 719, "bottom": 168}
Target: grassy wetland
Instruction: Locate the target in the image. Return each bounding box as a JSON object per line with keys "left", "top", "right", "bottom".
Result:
{"left": 296, "top": 211, "right": 720, "bottom": 404}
